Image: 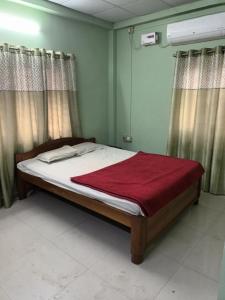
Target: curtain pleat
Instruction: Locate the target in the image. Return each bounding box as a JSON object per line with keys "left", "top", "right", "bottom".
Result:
{"left": 168, "top": 47, "right": 225, "bottom": 194}
{"left": 0, "top": 45, "right": 80, "bottom": 207}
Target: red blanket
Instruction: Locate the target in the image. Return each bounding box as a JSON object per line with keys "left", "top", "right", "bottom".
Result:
{"left": 71, "top": 152, "right": 204, "bottom": 216}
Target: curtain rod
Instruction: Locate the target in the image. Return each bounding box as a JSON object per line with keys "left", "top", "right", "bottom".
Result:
{"left": 173, "top": 46, "right": 225, "bottom": 57}
{"left": 0, "top": 44, "right": 75, "bottom": 59}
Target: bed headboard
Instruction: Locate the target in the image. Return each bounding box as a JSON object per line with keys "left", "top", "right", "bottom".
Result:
{"left": 16, "top": 137, "right": 96, "bottom": 163}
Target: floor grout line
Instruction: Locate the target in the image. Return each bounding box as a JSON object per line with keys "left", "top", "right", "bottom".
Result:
{"left": 179, "top": 264, "right": 220, "bottom": 284}
{"left": 17, "top": 215, "right": 91, "bottom": 271}
{"left": 152, "top": 264, "right": 184, "bottom": 300}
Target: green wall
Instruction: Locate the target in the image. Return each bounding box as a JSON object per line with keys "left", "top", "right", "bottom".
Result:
{"left": 0, "top": 0, "right": 110, "bottom": 143}
{"left": 114, "top": 3, "right": 225, "bottom": 154}
{"left": 1, "top": 0, "right": 225, "bottom": 151}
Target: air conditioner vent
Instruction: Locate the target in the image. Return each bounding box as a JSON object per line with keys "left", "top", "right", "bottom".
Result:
{"left": 167, "top": 12, "right": 225, "bottom": 45}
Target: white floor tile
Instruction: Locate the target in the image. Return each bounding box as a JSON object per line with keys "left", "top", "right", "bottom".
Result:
{"left": 7, "top": 193, "right": 44, "bottom": 218}
{"left": 209, "top": 214, "right": 225, "bottom": 242}
{"left": 155, "top": 266, "right": 219, "bottom": 300}
{"left": 152, "top": 221, "right": 203, "bottom": 262}
{"left": 153, "top": 235, "right": 192, "bottom": 263}
{"left": 0, "top": 286, "right": 11, "bottom": 300}
{"left": 200, "top": 192, "right": 225, "bottom": 212}
{"left": 0, "top": 207, "right": 20, "bottom": 231}
{"left": 52, "top": 270, "right": 130, "bottom": 300}
{"left": 0, "top": 220, "right": 43, "bottom": 282}
{"left": 15, "top": 194, "right": 86, "bottom": 241}
{"left": 0, "top": 191, "right": 224, "bottom": 300}
{"left": 52, "top": 216, "right": 130, "bottom": 268}
{"left": 178, "top": 204, "right": 220, "bottom": 233}
{"left": 2, "top": 239, "right": 87, "bottom": 300}
{"left": 183, "top": 235, "right": 224, "bottom": 281}
{"left": 91, "top": 250, "right": 180, "bottom": 300}
{"left": 166, "top": 221, "right": 203, "bottom": 245}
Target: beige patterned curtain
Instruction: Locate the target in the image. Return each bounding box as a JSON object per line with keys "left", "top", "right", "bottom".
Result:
{"left": 168, "top": 46, "right": 225, "bottom": 194}
{"left": 0, "top": 44, "right": 80, "bottom": 207}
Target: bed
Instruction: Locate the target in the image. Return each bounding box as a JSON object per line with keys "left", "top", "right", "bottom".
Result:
{"left": 16, "top": 137, "right": 203, "bottom": 264}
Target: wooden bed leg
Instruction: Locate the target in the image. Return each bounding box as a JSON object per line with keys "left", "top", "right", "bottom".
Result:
{"left": 17, "top": 174, "right": 30, "bottom": 200}
{"left": 194, "top": 179, "right": 202, "bottom": 205}
{"left": 131, "top": 217, "right": 147, "bottom": 264}
{"left": 194, "top": 198, "right": 199, "bottom": 205}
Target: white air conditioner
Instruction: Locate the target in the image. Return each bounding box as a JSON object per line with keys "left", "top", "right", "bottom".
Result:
{"left": 167, "top": 12, "right": 225, "bottom": 45}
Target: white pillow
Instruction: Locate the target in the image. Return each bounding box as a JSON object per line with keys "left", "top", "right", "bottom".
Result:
{"left": 72, "top": 142, "right": 103, "bottom": 156}
{"left": 37, "top": 145, "right": 77, "bottom": 163}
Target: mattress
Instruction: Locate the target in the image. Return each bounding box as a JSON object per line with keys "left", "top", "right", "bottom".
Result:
{"left": 17, "top": 145, "right": 144, "bottom": 215}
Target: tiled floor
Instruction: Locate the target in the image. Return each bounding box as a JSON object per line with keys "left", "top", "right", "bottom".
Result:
{"left": 0, "top": 191, "right": 224, "bottom": 300}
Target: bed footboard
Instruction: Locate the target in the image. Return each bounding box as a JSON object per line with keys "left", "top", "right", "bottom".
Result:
{"left": 130, "top": 180, "right": 200, "bottom": 264}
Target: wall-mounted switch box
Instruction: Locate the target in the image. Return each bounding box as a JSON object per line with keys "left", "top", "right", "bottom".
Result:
{"left": 123, "top": 136, "right": 133, "bottom": 143}
{"left": 141, "top": 32, "right": 159, "bottom": 46}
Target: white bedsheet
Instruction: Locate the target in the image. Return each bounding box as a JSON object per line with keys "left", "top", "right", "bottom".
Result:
{"left": 17, "top": 145, "right": 144, "bottom": 215}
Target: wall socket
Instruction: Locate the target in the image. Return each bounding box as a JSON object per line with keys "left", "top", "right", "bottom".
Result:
{"left": 123, "top": 136, "right": 133, "bottom": 143}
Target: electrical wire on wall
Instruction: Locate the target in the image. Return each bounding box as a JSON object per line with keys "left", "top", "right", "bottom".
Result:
{"left": 125, "top": 26, "right": 135, "bottom": 143}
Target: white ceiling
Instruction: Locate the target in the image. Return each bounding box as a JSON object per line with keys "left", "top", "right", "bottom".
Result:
{"left": 48, "top": 0, "right": 200, "bottom": 23}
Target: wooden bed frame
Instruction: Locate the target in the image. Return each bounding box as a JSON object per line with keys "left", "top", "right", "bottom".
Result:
{"left": 16, "top": 137, "right": 201, "bottom": 264}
